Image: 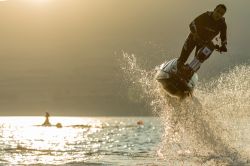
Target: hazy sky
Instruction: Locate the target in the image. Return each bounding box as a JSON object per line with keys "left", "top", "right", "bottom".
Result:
{"left": 0, "top": 0, "right": 249, "bottom": 116}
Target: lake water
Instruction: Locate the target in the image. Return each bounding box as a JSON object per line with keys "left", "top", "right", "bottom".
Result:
{"left": 0, "top": 116, "right": 250, "bottom": 166}
{"left": 0, "top": 116, "right": 165, "bottom": 165}
{"left": 0, "top": 54, "right": 249, "bottom": 165}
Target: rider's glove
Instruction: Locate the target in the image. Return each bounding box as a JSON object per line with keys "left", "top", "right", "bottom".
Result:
{"left": 219, "top": 44, "right": 227, "bottom": 52}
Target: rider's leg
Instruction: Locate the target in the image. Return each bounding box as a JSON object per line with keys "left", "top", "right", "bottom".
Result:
{"left": 177, "top": 33, "right": 196, "bottom": 70}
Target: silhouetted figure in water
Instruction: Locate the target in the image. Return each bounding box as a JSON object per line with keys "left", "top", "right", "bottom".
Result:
{"left": 42, "top": 112, "right": 51, "bottom": 126}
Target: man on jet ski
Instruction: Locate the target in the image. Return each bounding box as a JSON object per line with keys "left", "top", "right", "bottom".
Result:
{"left": 177, "top": 4, "right": 228, "bottom": 72}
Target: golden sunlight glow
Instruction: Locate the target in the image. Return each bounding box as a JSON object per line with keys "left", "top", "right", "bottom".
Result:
{"left": 0, "top": 117, "right": 103, "bottom": 164}
{"left": 27, "top": 0, "right": 51, "bottom": 5}
{"left": 31, "top": 0, "right": 50, "bottom": 2}
{"left": 0, "top": 117, "right": 102, "bottom": 148}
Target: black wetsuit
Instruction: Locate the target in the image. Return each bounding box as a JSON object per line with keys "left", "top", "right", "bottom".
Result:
{"left": 177, "top": 11, "right": 227, "bottom": 68}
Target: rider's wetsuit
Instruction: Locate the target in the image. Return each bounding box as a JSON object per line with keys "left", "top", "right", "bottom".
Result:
{"left": 177, "top": 11, "right": 227, "bottom": 69}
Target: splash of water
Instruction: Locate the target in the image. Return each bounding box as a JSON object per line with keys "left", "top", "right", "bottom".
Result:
{"left": 121, "top": 52, "right": 250, "bottom": 165}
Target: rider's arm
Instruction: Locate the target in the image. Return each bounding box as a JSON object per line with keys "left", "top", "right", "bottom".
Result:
{"left": 219, "top": 19, "right": 227, "bottom": 52}
{"left": 189, "top": 12, "right": 207, "bottom": 34}
{"left": 220, "top": 19, "right": 227, "bottom": 45}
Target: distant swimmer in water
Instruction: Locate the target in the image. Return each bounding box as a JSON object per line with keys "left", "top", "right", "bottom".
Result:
{"left": 56, "top": 123, "right": 62, "bottom": 128}
{"left": 42, "top": 112, "right": 51, "bottom": 126}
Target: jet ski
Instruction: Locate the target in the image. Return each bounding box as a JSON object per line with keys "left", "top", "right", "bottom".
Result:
{"left": 155, "top": 41, "right": 220, "bottom": 99}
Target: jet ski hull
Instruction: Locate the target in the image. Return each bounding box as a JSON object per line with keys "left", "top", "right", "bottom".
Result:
{"left": 155, "top": 59, "right": 198, "bottom": 98}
